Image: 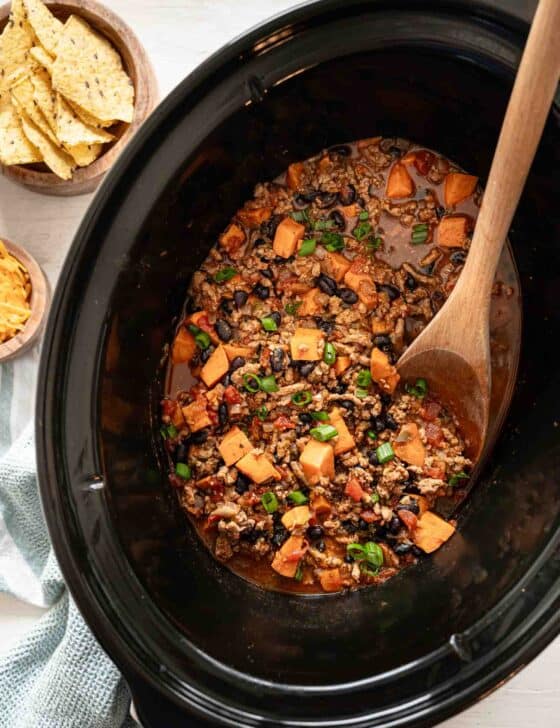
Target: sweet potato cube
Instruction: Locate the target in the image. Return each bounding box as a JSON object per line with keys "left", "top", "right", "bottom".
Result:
{"left": 413, "top": 511, "right": 455, "bottom": 553}
{"left": 219, "top": 223, "right": 246, "bottom": 256}
{"left": 168, "top": 402, "right": 186, "bottom": 429}
{"left": 323, "top": 251, "right": 351, "bottom": 283}
{"left": 340, "top": 203, "right": 359, "bottom": 219}
{"left": 344, "top": 260, "right": 377, "bottom": 309}
{"left": 334, "top": 355, "right": 351, "bottom": 376}
{"left": 282, "top": 505, "right": 312, "bottom": 530}
{"left": 271, "top": 535, "right": 307, "bottom": 578}
{"left": 286, "top": 161, "right": 305, "bottom": 190}
{"left": 172, "top": 328, "right": 197, "bottom": 364}
{"left": 236, "top": 206, "right": 271, "bottom": 228}
{"left": 299, "top": 440, "right": 335, "bottom": 484}
{"left": 311, "top": 493, "right": 332, "bottom": 515}
{"left": 236, "top": 453, "right": 280, "bottom": 484}
{"left": 393, "top": 422, "right": 425, "bottom": 466}
{"left": 181, "top": 400, "right": 212, "bottom": 432}
{"left": 223, "top": 343, "right": 255, "bottom": 361}
{"left": 329, "top": 407, "right": 356, "bottom": 455}
{"left": 370, "top": 347, "right": 400, "bottom": 394}
{"left": 319, "top": 568, "right": 343, "bottom": 592}
{"left": 437, "top": 215, "right": 469, "bottom": 248}
{"left": 290, "top": 327, "right": 323, "bottom": 361}
{"left": 298, "top": 288, "right": 323, "bottom": 316}
{"left": 386, "top": 162, "right": 415, "bottom": 199}
{"left": 200, "top": 345, "right": 229, "bottom": 388}
{"left": 273, "top": 217, "right": 305, "bottom": 258}
{"left": 444, "top": 173, "right": 478, "bottom": 207}
{"left": 345, "top": 477, "right": 366, "bottom": 502}
{"left": 218, "top": 426, "right": 253, "bottom": 466}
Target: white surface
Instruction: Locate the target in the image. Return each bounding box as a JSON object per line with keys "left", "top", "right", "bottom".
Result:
{"left": 0, "top": 1, "right": 559, "bottom": 726}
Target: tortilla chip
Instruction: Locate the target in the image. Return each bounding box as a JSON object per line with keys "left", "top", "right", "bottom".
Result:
{"left": 22, "top": 0, "right": 63, "bottom": 57}
{"left": 29, "top": 66, "right": 56, "bottom": 131}
{"left": 65, "top": 98, "right": 115, "bottom": 129}
{"left": 0, "top": 0, "right": 35, "bottom": 94}
{"left": 65, "top": 141, "right": 102, "bottom": 167}
{"left": 51, "top": 15, "right": 134, "bottom": 123}
{"left": 10, "top": 74, "right": 58, "bottom": 144}
{"left": 0, "top": 95, "right": 42, "bottom": 165}
{"left": 19, "top": 111, "right": 73, "bottom": 178}
{"left": 55, "top": 93, "right": 114, "bottom": 146}
{"left": 28, "top": 44, "right": 54, "bottom": 72}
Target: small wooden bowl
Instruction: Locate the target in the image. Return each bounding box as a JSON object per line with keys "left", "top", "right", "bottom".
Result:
{"left": 0, "top": 0, "right": 158, "bottom": 196}
{"left": 0, "top": 238, "right": 49, "bottom": 362}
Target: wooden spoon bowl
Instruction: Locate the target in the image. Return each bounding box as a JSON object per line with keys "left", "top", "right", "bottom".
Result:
{"left": 0, "top": 238, "right": 49, "bottom": 362}
{"left": 0, "top": 0, "right": 158, "bottom": 196}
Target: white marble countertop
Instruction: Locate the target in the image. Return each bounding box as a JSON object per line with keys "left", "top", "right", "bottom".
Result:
{"left": 1, "top": 1, "right": 559, "bottom": 725}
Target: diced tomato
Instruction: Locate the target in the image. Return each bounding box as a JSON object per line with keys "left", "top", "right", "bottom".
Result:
{"left": 161, "top": 399, "right": 176, "bottom": 418}
{"left": 359, "top": 510, "right": 378, "bottom": 523}
{"left": 397, "top": 509, "right": 418, "bottom": 531}
{"left": 425, "top": 463, "right": 446, "bottom": 479}
{"left": 207, "top": 408, "right": 218, "bottom": 425}
{"left": 204, "top": 513, "right": 222, "bottom": 530}
{"left": 425, "top": 422, "right": 444, "bottom": 447}
{"left": 274, "top": 415, "right": 296, "bottom": 431}
{"left": 223, "top": 385, "right": 242, "bottom": 404}
{"left": 345, "top": 477, "right": 366, "bottom": 502}
{"left": 196, "top": 476, "right": 222, "bottom": 490}
{"left": 249, "top": 417, "right": 261, "bottom": 441}
{"left": 413, "top": 150, "right": 435, "bottom": 176}
{"left": 168, "top": 473, "right": 185, "bottom": 488}
{"left": 284, "top": 547, "right": 308, "bottom": 563}
{"left": 420, "top": 400, "right": 441, "bottom": 422}
{"left": 195, "top": 314, "right": 215, "bottom": 337}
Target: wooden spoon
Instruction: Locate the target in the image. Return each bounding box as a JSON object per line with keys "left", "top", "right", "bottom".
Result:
{"left": 397, "top": 0, "right": 560, "bottom": 460}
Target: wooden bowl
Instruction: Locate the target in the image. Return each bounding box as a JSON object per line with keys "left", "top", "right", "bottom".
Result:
{"left": 0, "top": 238, "right": 49, "bottom": 362}
{"left": 0, "top": 0, "right": 158, "bottom": 196}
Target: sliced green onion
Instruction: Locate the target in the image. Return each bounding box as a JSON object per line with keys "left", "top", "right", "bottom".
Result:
{"left": 376, "top": 442, "right": 395, "bottom": 464}
{"left": 367, "top": 430, "right": 378, "bottom": 440}
{"left": 298, "top": 238, "right": 317, "bottom": 257}
{"left": 310, "top": 424, "right": 338, "bottom": 442}
{"left": 358, "top": 210, "right": 369, "bottom": 221}
{"left": 292, "top": 390, "right": 312, "bottom": 407}
{"left": 175, "top": 463, "right": 192, "bottom": 480}
{"left": 288, "top": 490, "right": 309, "bottom": 505}
{"left": 323, "top": 342, "right": 336, "bottom": 365}
{"left": 370, "top": 492, "right": 380, "bottom": 503}
{"left": 188, "top": 324, "right": 211, "bottom": 350}
{"left": 214, "top": 266, "right": 237, "bottom": 282}
{"left": 365, "top": 235, "right": 383, "bottom": 251}
{"left": 291, "top": 208, "right": 310, "bottom": 223}
{"left": 254, "top": 406, "right": 269, "bottom": 421}
{"left": 356, "top": 369, "right": 372, "bottom": 388}
{"left": 313, "top": 218, "right": 335, "bottom": 231}
{"left": 449, "top": 471, "right": 469, "bottom": 487}
{"left": 165, "top": 424, "right": 178, "bottom": 438}
{"left": 355, "top": 388, "right": 369, "bottom": 399}
{"left": 321, "top": 231, "right": 344, "bottom": 252}
{"left": 261, "top": 491, "right": 279, "bottom": 513}
{"left": 294, "top": 563, "right": 304, "bottom": 582}
{"left": 311, "top": 411, "right": 329, "bottom": 421}
{"left": 260, "top": 375, "right": 279, "bottom": 393}
{"left": 353, "top": 221, "right": 372, "bottom": 241}
{"left": 242, "top": 373, "right": 261, "bottom": 393}
{"left": 347, "top": 543, "right": 367, "bottom": 559}
{"left": 285, "top": 301, "right": 302, "bottom": 316}
{"left": 346, "top": 541, "right": 384, "bottom": 573}
{"left": 411, "top": 224, "right": 429, "bottom": 245}
{"left": 261, "top": 316, "right": 278, "bottom": 332}
{"left": 405, "top": 378, "right": 428, "bottom": 399}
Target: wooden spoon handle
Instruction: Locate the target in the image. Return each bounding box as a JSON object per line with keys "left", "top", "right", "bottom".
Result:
{"left": 456, "top": 0, "right": 560, "bottom": 305}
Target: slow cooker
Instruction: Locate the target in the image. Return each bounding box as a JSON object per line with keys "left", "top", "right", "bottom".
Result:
{"left": 37, "top": 1, "right": 560, "bottom": 725}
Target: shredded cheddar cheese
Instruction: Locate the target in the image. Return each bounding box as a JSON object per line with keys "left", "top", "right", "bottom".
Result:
{"left": 0, "top": 241, "right": 32, "bottom": 343}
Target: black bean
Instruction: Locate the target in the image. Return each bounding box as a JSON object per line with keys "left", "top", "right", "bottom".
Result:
{"left": 218, "top": 402, "right": 229, "bottom": 427}
{"left": 234, "top": 472, "right": 250, "bottom": 494}
{"left": 315, "top": 317, "right": 335, "bottom": 334}
{"left": 450, "top": 250, "right": 467, "bottom": 265}
{"left": 377, "top": 283, "right": 401, "bottom": 301}
{"left": 275, "top": 255, "right": 294, "bottom": 264}
{"left": 318, "top": 274, "right": 340, "bottom": 302}
{"left": 344, "top": 555, "right": 354, "bottom": 564}
{"left": 316, "top": 191, "right": 338, "bottom": 209}
{"left": 368, "top": 450, "right": 379, "bottom": 465}
{"left": 389, "top": 516, "right": 401, "bottom": 534}
{"left": 260, "top": 214, "right": 282, "bottom": 239}
{"left": 332, "top": 382, "right": 348, "bottom": 394}
{"left": 298, "top": 412, "right": 313, "bottom": 424}
{"left": 215, "top": 319, "right": 233, "bottom": 342}
{"left": 271, "top": 527, "right": 289, "bottom": 548}
{"left": 341, "top": 519, "right": 358, "bottom": 533}
{"left": 221, "top": 373, "right": 232, "bottom": 386}
{"left": 393, "top": 542, "right": 412, "bottom": 555}
{"left": 260, "top": 267, "right": 274, "bottom": 280}
{"left": 270, "top": 348, "right": 285, "bottom": 372}
{"left": 405, "top": 274, "right": 418, "bottom": 291}
{"left": 174, "top": 442, "right": 188, "bottom": 463}
{"left": 219, "top": 298, "right": 233, "bottom": 315}
{"left": 338, "top": 287, "right": 358, "bottom": 304}
{"left": 357, "top": 196, "right": 366, "bottom": 208}
{"left": 422, "top": 261, "right": 436, "bottom": 276}
{"left": 340, "top": 399, "right": 355, "bottom": 410}
{"left": 358, "top": 518, "right": 368, "bottom": 531}
{"left": 397, "top": 502, "right": 420, "bottom": 515}
{"left": 431, "top": 289, "right": 446, "bottom": 313}
{"left": 329, "top": 210, "right": 346, "bottom": 230}
{"left": 411, "top": 545, "right": 424, "bottom": 557}
{"left": 329, "top": 144, "right": 351, "bottom": 158}
{"left": 316, "top": 540, "right": 326, "bottom": 552}
{"left": 200, "top": 346, "right": 214, "bottom": 363}
{"left": 253, "top": 237, "right": 267, "bottom": 247}
{"left": 299, "top": 362, "right": 315, "bottom": 377}
{"left": 403, "top": 483, "right": 421, "bottom": 495}
{"left": 253, "top": 283, "right": 270, "bottom": 300}
{"left": 269, "top": 311, "right": 282, "bottom": 327}
{"left": 385, "top": 413, "right": 398, "bottom": 431}
{"left": 371, "top": 415, "right": 386, "bottom": 433}
{"left": 306, "top": 525, "right": 324, "bottom": 540}
{"left": 234, "top": 290, "right": 249, "bottom": 308}
{"left": 338, "top": 182, "right": 357, "bottom": 206}
{"left": 230, "top": 356, "right": 245, "bottom": 371}
{"left": 388, "top": 145, "right": 401, "bottom": 158}
{"left": 373, "top": 334, "right": 392, "bottom": 348}
{"left": 190, "top": 428, "right": 209, "bottom": 444}
{"left": 435, "top": 206, "right": 446, "bottom": 220}
{"left": 380, "top": 392, "right": 392, "bottom": 406}
{"left": 241, "top": 528, "right": 262, "bottom": 544}
{"left": 293, "top": 193, "right": 309, "bottom": 209}
{"left": 373, "top": 524, "right": 388, "bottom": 541}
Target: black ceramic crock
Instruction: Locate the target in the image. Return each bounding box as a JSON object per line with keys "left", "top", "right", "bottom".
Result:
{"left": 36, "top": 1, "right": 560, "bottom": 726}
